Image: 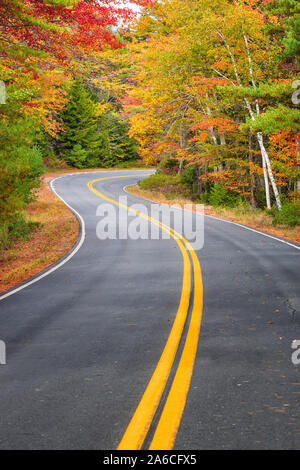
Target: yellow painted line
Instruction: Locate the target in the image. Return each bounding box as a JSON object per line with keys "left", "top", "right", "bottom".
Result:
{"left": 88, "top": 175, "right": 191, "bottom": 449}
{"left": 118, "top": 237, "right": 190, "bottom": 450}
{"left": 87, "top": 175, "right": 203, "bottom": 450}
{"left": 150, "top": 239, "right": 203, "bottom": 450}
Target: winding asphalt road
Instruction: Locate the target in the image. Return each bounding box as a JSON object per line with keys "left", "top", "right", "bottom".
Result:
{"left": 0, "top": 170, "right": 299, "bottom": 450}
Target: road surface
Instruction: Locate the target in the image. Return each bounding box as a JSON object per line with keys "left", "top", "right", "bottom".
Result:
{"left": 0, "top": 170, "right": 299, "bottom": 449}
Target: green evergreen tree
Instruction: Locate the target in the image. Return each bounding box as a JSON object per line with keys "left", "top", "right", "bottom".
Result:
{"left": 56, "top": 80, "right": 138, "bottom": 168}
{"left": 266, "top": 0, "right": 300, "bottom": 65}
{"left": 57, "top": 81, "right": 101, "bottom": 165}
{"left": 92, "top": 114, "right": 137, "bottom": 167}
{"left": 66, "top": 144, "right": 88, "bottom": 168}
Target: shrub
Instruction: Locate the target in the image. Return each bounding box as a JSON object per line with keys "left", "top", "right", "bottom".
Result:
{"left": 270, "top": 201, "right": 300, "bottom": 227}
{"left": 209, "top": 184, "right": 242, "bottom": 207}
{"left": 197, "top": 193, "right": 210, "bottom": 204}
{"left": 0, "top": 214, "right": 40, "bottom": 251}
{"left": 138, "top": 173, "right": 180, "bottom": 191}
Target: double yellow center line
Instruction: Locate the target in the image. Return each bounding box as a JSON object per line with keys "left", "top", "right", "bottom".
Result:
{"left": 87, "top": 175, "right": 203, "bottom": 450}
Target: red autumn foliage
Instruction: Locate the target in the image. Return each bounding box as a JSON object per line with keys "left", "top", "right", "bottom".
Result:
{"left": 0, "top": 0, "right": 135, "bottom": 63}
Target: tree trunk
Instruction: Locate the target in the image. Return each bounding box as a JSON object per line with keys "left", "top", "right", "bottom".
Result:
{"left": 196, "top": 165, "right": 202, "bottom": 195}
{"left": 296, "top": 138, "right": 300, "bottom": 193}
{"left": 248, "top": 135, "right": 257, "bottom": 209}
{"left": 256, "top": 132, "right": 281, "bottom": 210}
{"left": 178, "top": 121, "right": 186, "bottom": 174}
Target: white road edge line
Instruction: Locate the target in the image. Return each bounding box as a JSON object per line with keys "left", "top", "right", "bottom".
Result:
{"left": 0, "top": 175, "right": 86, "bottom": 301}
{"left": 0, "top": 170, "right": 150, "bottom": 301}
{"left": 3, "top": 169, "right": 295, "bottom": 302}
{"left": 123, "top": 185, "right": 300, "bottom": 251}
{"left": 205, "top": 214, "right": 300, "bottom": 250}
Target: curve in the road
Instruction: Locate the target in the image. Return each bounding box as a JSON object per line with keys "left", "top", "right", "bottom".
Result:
{"left": 87, "top": 176, "right": 203, "bottom": 450}
{"left": 0, "top": 172, "right": 204, "bottom": 450}
{"left": 0, "top": 174, "right": 86, "bottom": 301}
{"left": 1, "top": 170, "right": 298, "bottom": 450}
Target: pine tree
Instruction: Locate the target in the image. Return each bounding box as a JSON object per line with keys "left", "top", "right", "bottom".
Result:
{"left": 266, "top": 0, "right": 300, "bottom": 65}
{"left": 98, "top": 115, "right": 137, "bottom": 167}
{"left": 66, "top": 144, "right": 88, "bottom": 168}
{"left": 57, "top": 81, "right": 101, "bottom": 165}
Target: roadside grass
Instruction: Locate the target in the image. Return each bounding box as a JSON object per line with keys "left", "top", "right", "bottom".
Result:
{"left": 0, "top": 218, "right": 40, "bottom": 253}
{"left": 126, "top": 184, "right": 300, "bottom": 244}
{"left": 44, "top": 161, "right": 152, "bottom": 178}
{"left": 0, "top": 180, "right": 79, "bottom": 293}
{"left": 3, "top": 166, "right": 297, "bottom": 295}
{"left": 0, "top": 166, "right": 153, "bottom": 294}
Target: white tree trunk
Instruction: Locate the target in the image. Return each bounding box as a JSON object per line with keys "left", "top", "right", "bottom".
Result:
{"left": 256, "top": 134, "right": 271, "bottom": 209}
{"left": 217, "top": 30, "right": 282, "bottom": 210}
{"left": 296, "top": 138, "right": 300, "bottom": 193}
{"left": 256, "top": 132, "right": 281, "bottom": 210}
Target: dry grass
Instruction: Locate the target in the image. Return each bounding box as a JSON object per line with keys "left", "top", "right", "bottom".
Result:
{"left": 0, "top": 180, "right": 79, "bottom": 293}
{"left": 126, "top": 185, "right": 195, "bottom": 207}
{"left": 127, "top": 185, "right": 300, "bottom": 244}
{"left": 0, "top": 167, "right": 153, "bottom": 294}
{"left": 44, "top": 165, "right": 152, "bottom": 179}
{"left": 2, "top": 168, "right": 297, "bottom": 295}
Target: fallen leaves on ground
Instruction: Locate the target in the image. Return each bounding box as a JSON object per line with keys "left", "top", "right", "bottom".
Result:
{"left": 0, "top": 180, "right": 79, "bottom": 293}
